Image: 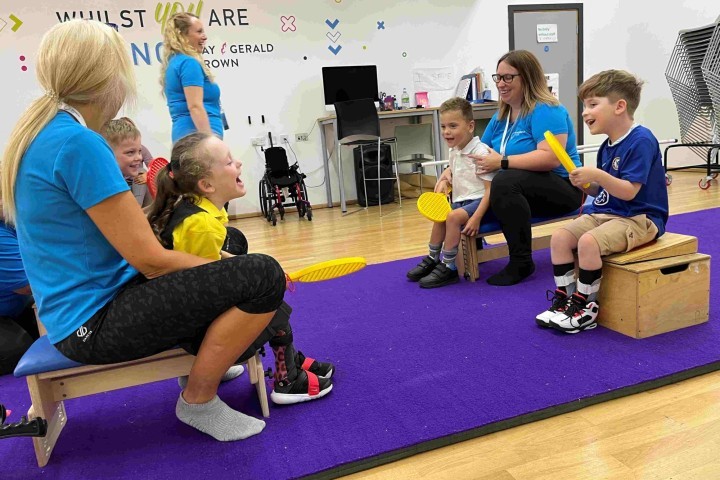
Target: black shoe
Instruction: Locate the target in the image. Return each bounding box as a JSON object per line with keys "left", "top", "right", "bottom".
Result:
{"left": 407, "top": 256, "right": 439, "bottom": 281}
{"left": 296, "top": 351, "right": 334, "bottom": 379}
{"left": 419, "top": 263, "right": 460, "bottom": 288}
{"left": 270, "top": 370, "right": 333, "bottom": 405}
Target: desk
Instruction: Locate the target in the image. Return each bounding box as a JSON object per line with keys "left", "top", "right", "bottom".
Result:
{"left": 318, "top": 103, "right": 497, "bottom": 212}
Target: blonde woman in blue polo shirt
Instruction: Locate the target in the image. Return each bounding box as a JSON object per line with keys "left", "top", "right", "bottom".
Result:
{"left": 1, "top": 19, "right": 285, "bottom": 442}
{"left": 161, "top": 12, "right": 224, "bottom": 143}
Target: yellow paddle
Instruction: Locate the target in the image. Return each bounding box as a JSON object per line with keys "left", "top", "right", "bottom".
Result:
{"left": 287, "top": 257, "right": 367, "bottom": 283}
{"left": 417, "top": 192, "right": 452, "bottom": 223}
{"left": 544, "top": 130, "right": 590, "bottom": 188}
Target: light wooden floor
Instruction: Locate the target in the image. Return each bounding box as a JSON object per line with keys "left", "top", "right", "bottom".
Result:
{"left": 230, "top": 169, "right": 720, "bottom": 480}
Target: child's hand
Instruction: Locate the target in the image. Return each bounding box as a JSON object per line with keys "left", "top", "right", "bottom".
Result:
{"left": 135, "top": 172, "right": 147, "bottom": 185}
{"left": 462, "top": 216, "right": 481, "bottom": 236}
{"left": 434, "top": 178, "right": 450, "bottom": 195}
{"left": 569, "top": 167, "right": 596, "bottom": 188}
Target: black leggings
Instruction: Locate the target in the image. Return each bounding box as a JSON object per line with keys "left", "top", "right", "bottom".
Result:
{"left": 55, "top": 253, "right": 286, "bottom": 365}
{"left": 490, "top": 170, "right": 583, "bottom": 262}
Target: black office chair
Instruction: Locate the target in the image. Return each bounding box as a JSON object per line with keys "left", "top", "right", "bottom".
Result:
{"left": 334, "top": 99, "right": 401, "bottom": 216}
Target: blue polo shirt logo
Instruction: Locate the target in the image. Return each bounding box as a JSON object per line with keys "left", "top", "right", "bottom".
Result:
{"left": 612, "top": 157, "right": 621, "bottom": 170}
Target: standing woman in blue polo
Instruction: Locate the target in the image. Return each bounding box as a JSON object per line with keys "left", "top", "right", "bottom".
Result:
{"left": 161, "top": 12, "right": 224, "bottom": 143}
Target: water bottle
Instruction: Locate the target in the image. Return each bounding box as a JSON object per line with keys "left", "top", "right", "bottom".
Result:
{"left": 401, "top": 88, "right": 410, "bottom": 109}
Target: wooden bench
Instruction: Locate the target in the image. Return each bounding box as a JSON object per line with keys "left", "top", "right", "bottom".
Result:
{"left": 14, "top": 331, "right": 269, "bottom": 467}
{"left": 458, "top": 198, "right": 592, "bottom": 281}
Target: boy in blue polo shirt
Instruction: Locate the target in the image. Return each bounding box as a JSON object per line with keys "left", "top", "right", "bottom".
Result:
{"left": 536, "top": 70, "right": 668, "bottom": 333}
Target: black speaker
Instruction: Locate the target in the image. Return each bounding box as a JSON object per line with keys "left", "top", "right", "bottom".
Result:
{"left": 353, "top": 144, "right": 395, "bottom": 207}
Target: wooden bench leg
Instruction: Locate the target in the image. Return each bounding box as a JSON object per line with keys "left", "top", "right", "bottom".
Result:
{"left": 460, "top": 233, "right": 480, "bottom": 282}
{"left": 247, "top": 353, "right": 270, "bottom": 418}
{"left": 27, "top": 375, "right": 66, "bottom": 467}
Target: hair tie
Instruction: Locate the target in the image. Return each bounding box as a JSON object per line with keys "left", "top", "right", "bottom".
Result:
{"left": 168, "top": 171, "right": 175, "bottom": 180}
{"left": 44, "top": 89, "right": 58, "bottom": 101}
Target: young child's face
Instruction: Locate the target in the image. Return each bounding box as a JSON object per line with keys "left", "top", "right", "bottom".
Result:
{"left": 581, "top": 96, "right": 619, "bottom": 136}
{"left": 440, "top": 110, "right": 475, "bottom": 149}
{"left": 204, "top": 136, "right": 246, "bottom": 203}
{"left": 112, "top": 136, "right": 143, "bottom": 179}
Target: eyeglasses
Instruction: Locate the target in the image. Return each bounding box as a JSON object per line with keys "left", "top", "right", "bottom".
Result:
{"left": 491, "top": 73, "right": 521, "bottom": 84}
{"left": 105, "top": 22, "right": 119, "bottom": 32}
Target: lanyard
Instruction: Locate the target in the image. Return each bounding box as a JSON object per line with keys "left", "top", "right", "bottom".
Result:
{"left": 59, "top": 103, "right": 87, "bottom": 127}
{"left": 499, "top": 115, "right": 515, "bottom": 156}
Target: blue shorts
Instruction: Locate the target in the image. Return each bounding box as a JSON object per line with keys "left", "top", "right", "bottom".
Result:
{"left": 451, "top": 198, "right": 482, "bottom": 217}
{"left": 451, "top": 198, "right": 497, "bottom": 224}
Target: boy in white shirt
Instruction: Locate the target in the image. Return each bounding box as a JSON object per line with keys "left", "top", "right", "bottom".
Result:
{"left": 407, "top": 97, "right": 495, "bottom": 288}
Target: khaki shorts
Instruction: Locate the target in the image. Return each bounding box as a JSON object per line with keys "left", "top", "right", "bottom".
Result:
{"left": 560, "top": 213, "right": 659, "bottom": 256}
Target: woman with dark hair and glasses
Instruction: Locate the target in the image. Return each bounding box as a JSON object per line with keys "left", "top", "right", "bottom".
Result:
{"left": 471, "top": 50, "right": 582, "bottom": 286}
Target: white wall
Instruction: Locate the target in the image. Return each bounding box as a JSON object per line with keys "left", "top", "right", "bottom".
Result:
{"left": 1, "top": 1, "right": 717, "bottom": 214}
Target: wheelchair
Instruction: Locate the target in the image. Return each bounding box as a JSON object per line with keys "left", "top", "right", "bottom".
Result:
{"left": 258, "top": 145, "right": 312, "bottom": 226}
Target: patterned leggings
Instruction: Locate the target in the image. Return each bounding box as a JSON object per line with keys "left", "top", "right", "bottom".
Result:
{"left": 55, "top": 253, "right": 286, "bottom": 365}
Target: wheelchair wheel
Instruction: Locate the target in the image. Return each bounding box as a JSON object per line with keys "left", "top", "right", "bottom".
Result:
{"left": 258, "top": 180, "right": 268, "bottom": 219}
{"left": 260, "top": 180, "right": 274, "bottom": 222}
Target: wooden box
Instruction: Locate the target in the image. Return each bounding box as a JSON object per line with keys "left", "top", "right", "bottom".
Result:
{"left": 597, "top": 253, "right": 710, "bottom": 338}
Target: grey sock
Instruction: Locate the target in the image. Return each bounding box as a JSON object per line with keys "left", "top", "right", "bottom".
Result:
{"left": 428, "top": 243, "right": 442, "bottom": 261}
{"left": 178, "top": 365, "right": 244, "bottom": 389}
{"left": 175, "top": 394, "right": 265, "bottom": 441}
{"left": 441, "top": 247, "right": 458, "bottom": 270}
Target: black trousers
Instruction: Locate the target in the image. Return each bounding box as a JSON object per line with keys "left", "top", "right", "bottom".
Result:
{"left": 490, "top": 169, "right": 583, "bottom": 262}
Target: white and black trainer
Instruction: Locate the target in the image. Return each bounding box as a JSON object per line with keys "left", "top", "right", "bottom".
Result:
{"left": 535, "top": 289, "right": 570, "bottom": 328}
{"left": 549, "top": 293, "right": 600, "bottom": 334}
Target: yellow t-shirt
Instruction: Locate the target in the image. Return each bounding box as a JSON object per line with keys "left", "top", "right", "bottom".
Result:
{"left": 172, "top": 197, "right": 228, "bottom": 260}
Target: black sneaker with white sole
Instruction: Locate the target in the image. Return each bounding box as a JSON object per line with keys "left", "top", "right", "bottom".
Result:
{"left": 270, "top": 370, "right": 333, "bottom": 405}
{"left": 296, "top": 351, "right": 334, "bottom": 379}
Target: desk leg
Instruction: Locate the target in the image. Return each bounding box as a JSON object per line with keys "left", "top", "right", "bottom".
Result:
{"left": 319, "top": 122, "right": 333, "bottom": 208}
{"left": 334, "top": 119, "right": 347, "bottom": 213}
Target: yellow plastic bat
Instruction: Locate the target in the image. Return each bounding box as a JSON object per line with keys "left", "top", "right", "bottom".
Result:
{"left": 287, "top": 257, "right": 367, "bottom": 283}
{"left": 417, "top": 192, "right": 452, "bottom": 223}
{"left": 544, "top": 130, "right": 590, "bottom": 188}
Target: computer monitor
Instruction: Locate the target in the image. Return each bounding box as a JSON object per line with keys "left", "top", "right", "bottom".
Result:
{"left": 322, "top": 65, "right": 380, "bottom": 111}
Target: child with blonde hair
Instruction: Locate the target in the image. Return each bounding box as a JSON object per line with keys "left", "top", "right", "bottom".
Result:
{"left": 101, "top": 117, "right": 153, "bottom": 206}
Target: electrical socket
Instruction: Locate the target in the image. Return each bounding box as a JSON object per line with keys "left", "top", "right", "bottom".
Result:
{"left": 295, "top": 133, "right": 309, "bottom": 142}
{"left": 277, "top": 134, "right": 290, "bottom": 144}
{"left": 251, "top": 136, "right": 265, "bottom": 147}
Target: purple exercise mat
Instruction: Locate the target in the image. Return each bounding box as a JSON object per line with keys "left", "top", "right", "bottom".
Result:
{"left": 0, "top": 208, "right": 717, "bottom": 480}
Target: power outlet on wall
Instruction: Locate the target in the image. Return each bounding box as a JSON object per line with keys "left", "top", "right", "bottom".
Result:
{"left": 251, "top": 136, "right": 266, "bottom": 147}
{"left": 277, "top": 134, "right": 290, "bottom": 144}
{"left": 295, "top": 133, "right": 309, "bottom": 142}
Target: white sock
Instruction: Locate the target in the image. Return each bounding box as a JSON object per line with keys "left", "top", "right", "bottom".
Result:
{"left": 175, "top": 394, "right": 265, "bottom": 441}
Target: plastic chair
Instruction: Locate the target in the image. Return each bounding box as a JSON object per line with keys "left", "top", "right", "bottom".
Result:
{"left": 393, "top": 123, "right": 435, "bottom": 193}
{"left": 665, "top": 18, "right": 720, "bottom": 188}
{"left": 334, "top": 99, "right": 401, "bottom": 216}
{"left": 146, "top": 157, "right": 169, "bottom": 199}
